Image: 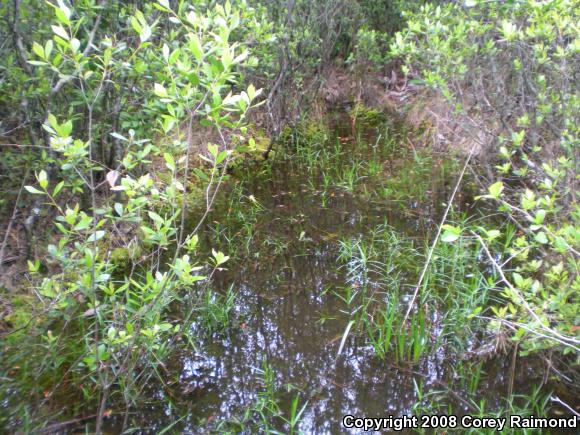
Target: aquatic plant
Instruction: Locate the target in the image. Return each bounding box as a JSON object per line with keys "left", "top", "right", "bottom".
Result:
{"left": 197, "top": 285, "right": 237, "bottom": 334}
{"left": 218, "top": 360, "right": 308, "bottom": 434}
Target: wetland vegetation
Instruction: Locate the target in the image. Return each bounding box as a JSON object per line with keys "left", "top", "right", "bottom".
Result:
{"left": 0, "top": 0, "right": 578, "bottom": 433}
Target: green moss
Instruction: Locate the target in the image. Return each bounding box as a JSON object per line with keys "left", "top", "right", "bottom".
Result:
{"left": 351, "top": 102, "right": 387, "bottom": 125}
{"left": 228, "top": 125, "right": 278, "bottom": 166}
{"left": 110, "top": 240, "right": 142, "bottom": 270}
{"left": 2, "top": 293, "right": 35, "bottom": 343}
{"left": 111, "top": 247, "right": 130, "bottom": 265}
{"left": 277, "top": 120, "right": 329, "bottom": 150}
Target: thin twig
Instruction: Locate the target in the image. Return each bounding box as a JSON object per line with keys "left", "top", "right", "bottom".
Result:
{"left": 478, "top": 316, "right": 580, "bottom": 353}
{"left": 51, "top": 4, "right": 105, "bottom": 95}
{"left": 508, "top": 342, "right": 518, "bottom": 398}
{"left": 550, "top": 396, "right": 580, "bottom": 417}
{"left": 0, "top": 171, "right": 28, "bottom": 266}
{"left": 402, "top": 143, "right": 477, "bottom": 327}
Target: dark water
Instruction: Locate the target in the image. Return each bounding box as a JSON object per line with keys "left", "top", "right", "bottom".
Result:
{"left": 104, "top": 115, "right": 560, "bottom": 433}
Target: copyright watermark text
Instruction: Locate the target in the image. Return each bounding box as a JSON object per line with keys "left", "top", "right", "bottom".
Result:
{"left": 342, "top": 414, "right": 578, "bottom": 431}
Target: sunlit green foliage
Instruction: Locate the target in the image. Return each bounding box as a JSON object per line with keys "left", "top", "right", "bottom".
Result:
{"left": 1, "top": 0, "right": 265, "bottom": 430}
{"left": 391, "top": 0, "right": 579, "bottom": 358}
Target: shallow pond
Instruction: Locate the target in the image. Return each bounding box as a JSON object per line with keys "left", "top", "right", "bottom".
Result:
{"left": 105, "top": 113, "right": 563, "bottom": 433}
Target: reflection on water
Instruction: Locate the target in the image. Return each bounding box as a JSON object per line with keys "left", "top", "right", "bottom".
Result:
{"left": 105, "top": 117, "right": 546, "bottom": 433}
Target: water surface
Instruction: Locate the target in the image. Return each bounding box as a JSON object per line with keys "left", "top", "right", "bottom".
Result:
{"left": 107, "top": 114, "right": 553, "bottom": 433}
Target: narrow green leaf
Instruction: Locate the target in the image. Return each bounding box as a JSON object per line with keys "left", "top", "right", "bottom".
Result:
{"left": 488, "top": 181, "right": 504, "bottom": 199}
{"left": 53, "top": 181, "right": 65, "bottom": 197}
{"left": 32, "top": 42, "right": 45, "bottom": 59}
{"left": 337, "top": 320, "right": 355, "bottom": 357}
{"left": 154, "top": 83, "right": 168, "bottom": 98}
{"left": 441, "top": 231, "right": 460, "bottom": 243}
{"left": 535, "top": 232, "right": 548, "bottom": 244}
{"left": 189, "top": 34, "right": 203, "bottom": 62}
{"left": 25, "top": 186, "right": 44, "bottom": 194}
{"left": 37, "top": 170, "right": 48, "bottom": 189}
{"left": 87, "top": 230, "right": 105, "bottom": 242}
{"left": 51, "top": 24, "right": 69, "bottom": 40}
